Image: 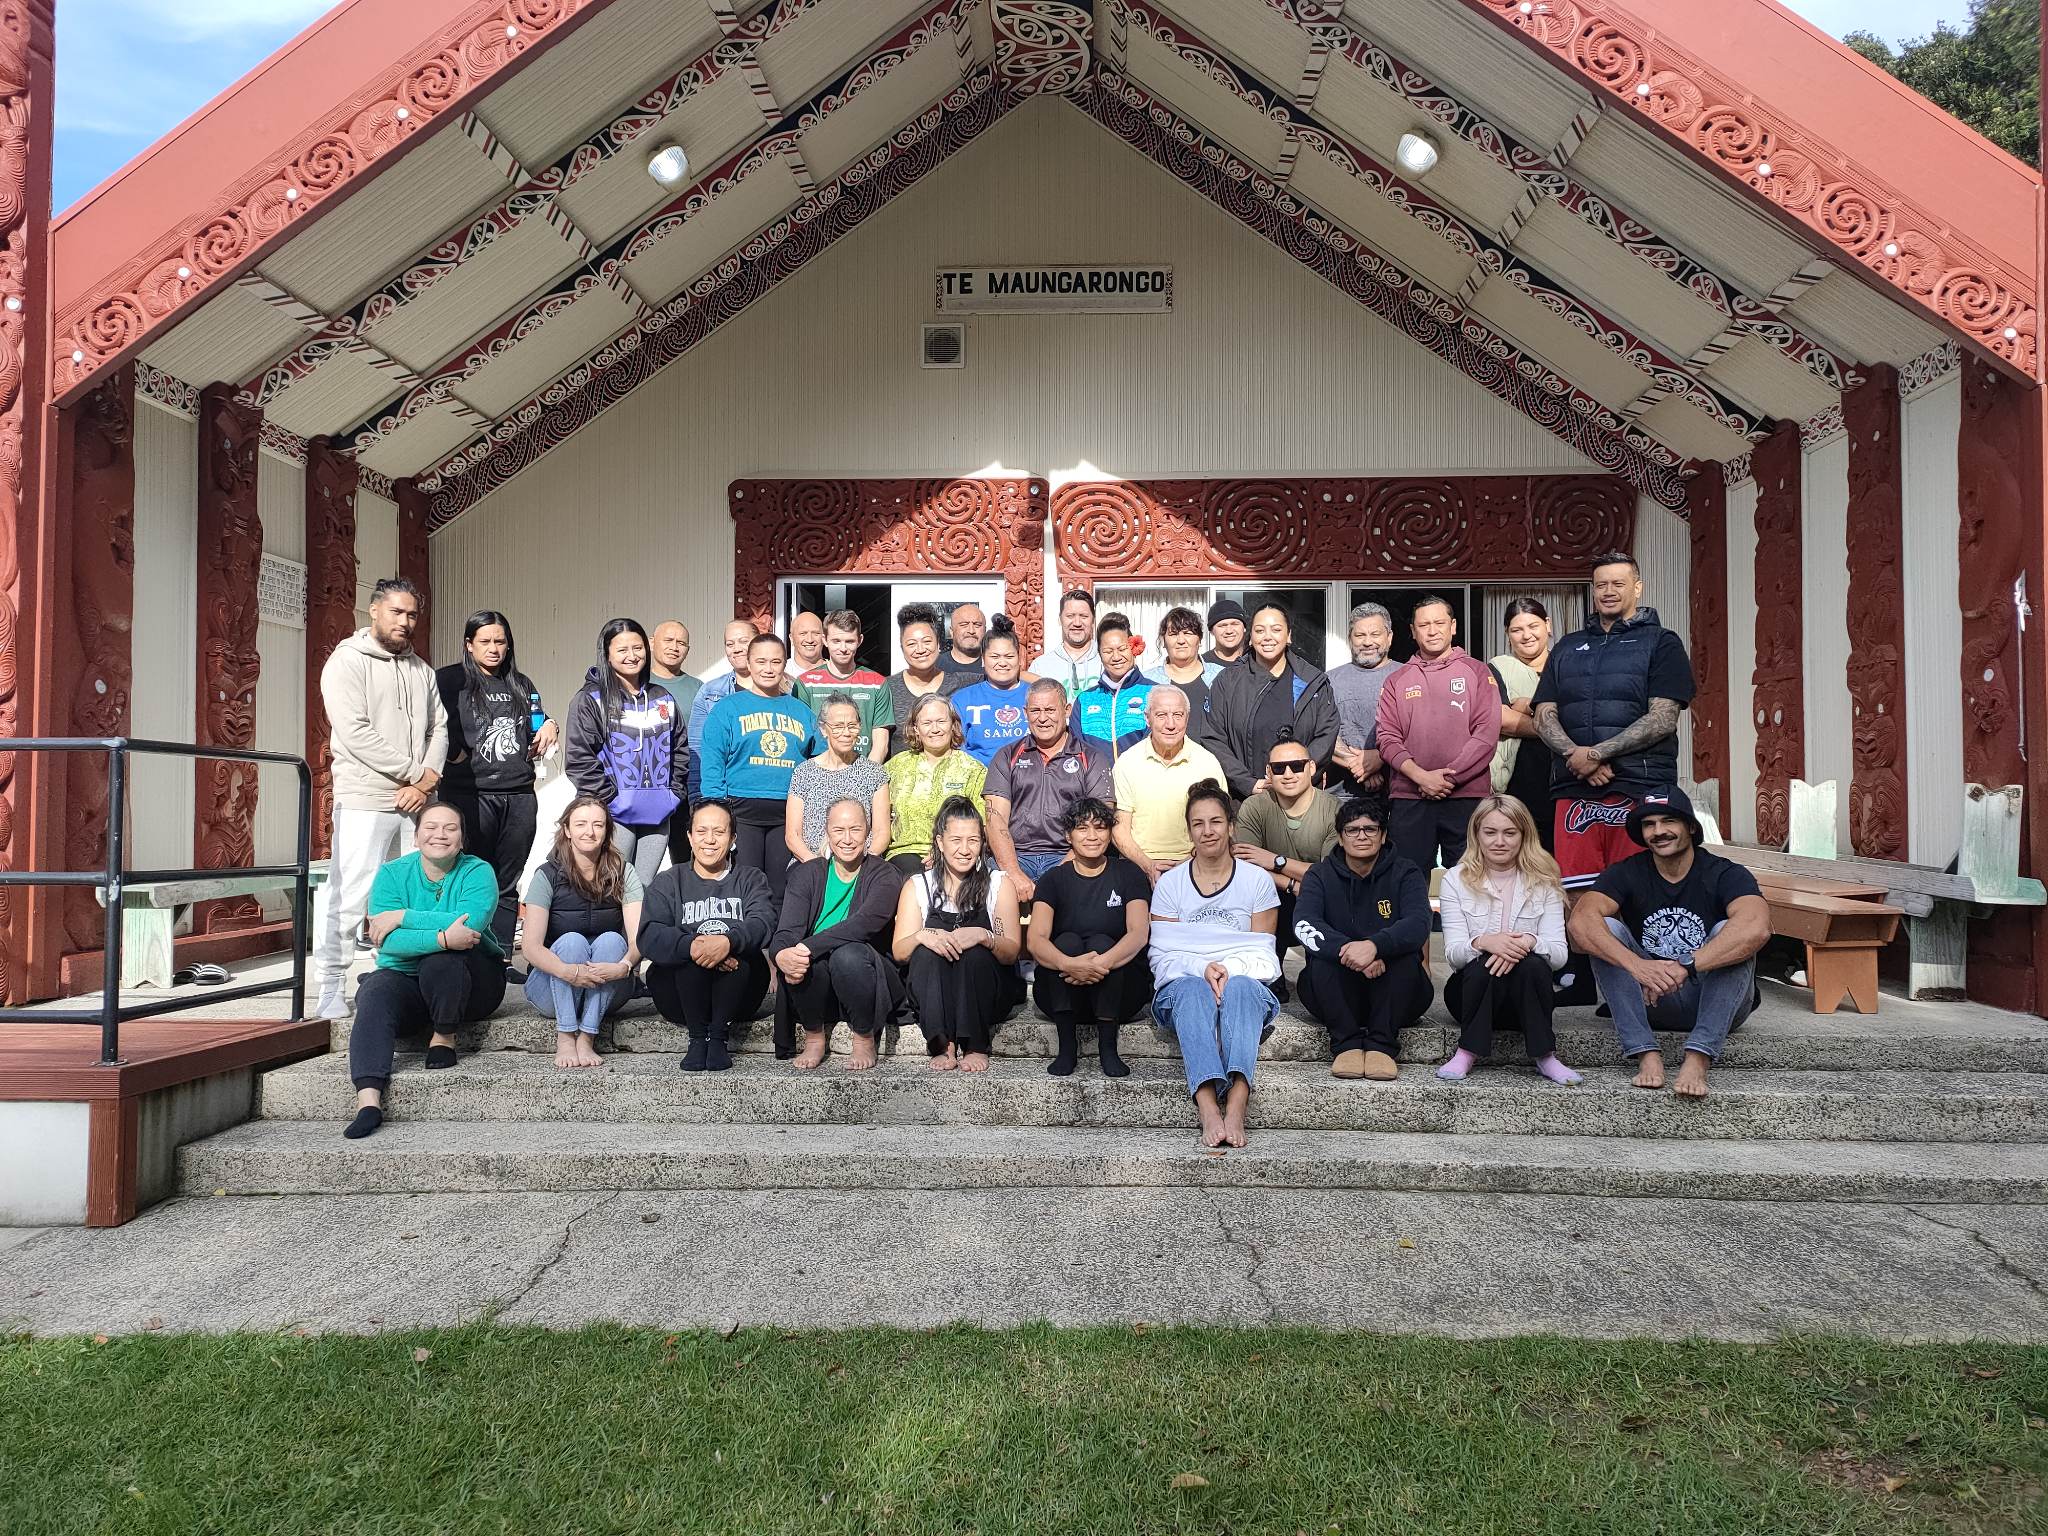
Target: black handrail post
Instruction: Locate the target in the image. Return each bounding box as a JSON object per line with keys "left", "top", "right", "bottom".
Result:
{"left": 99, "top": 741, "right": 127, "bottom": 1065}
{"left": 291, "top": 759, "right": 311, "bottom": 1021}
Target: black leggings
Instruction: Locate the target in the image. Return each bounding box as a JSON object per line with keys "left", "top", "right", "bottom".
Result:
{"left": 1445, "top": 954, "right": 1558, "bottom": 1058}
{"left": 648, "top": 955, "right": 769, "bottom": 1034}
{"left": 1297, "top": 956, "right": 1434, "bottom": 1058}
{"left": 775, "top": 944, "right": 905, "bottom": 1055}
{"left": 350, "top": 949, "right": 508, "bottom": 1090}
{"left": 442, "top": 788, "right": 537, "bottom": 948}
{"left": 905, "top": 944, "right": 1008, "bottom": 1055}
{"left": 1030, "top": 931, "right": 1152, "bottom": 1025}
{"left": 730, "top": 797, "right": 793, "bottom": 913}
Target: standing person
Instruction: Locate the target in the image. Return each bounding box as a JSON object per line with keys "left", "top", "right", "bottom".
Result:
{"left": 1437, "top": 795, "right": 1576, "bottom": 1085}
{"left": 888, "top": 603, "right": 960, "bottom": 734}
{"left": 943, "top": 602, "right": 987, "bottom": 683}
{"left": 436, "top": 610, "right": 555, "bottom": 953}
{"left": 566, "top": 617, "right": 683, "bottom": 888}
{"left": 1144, "top": 606, "right": 1221, "bottom": 724}
{"left": 892, "top": 797, "right": 1022, "bottom": 1072}
{"left": 1202, "top": 598, "right": 1247, "bottom": 667}
{"left": 700, "top": 632, "right": 820, "bottom": 914}
{"left": 341, "top": 803, "right": 503, "bottom": 1139}
{"left": 1327, "top": 603, "right": 1397, "bottom": 799}
{"left": 1293, "top": 797, "right": 1433, "bottom": 1082}
{"left": 1147, "top": 781, "right": 1282, "bottom": 1150}
{"left": 1112, "top": 686, "right": 1226, "bottom": 882}
{"left": 951, "top": 615, "right": 1032, "bottom": 764}
{"left": 518, "top": 795, "right": 642, "bottom": 1071}
{"left": 1231, "top": 735, "right": 1339, "bottom": 1002}
{"left": 1533, "top": 552, "right": 1695, "bottom": 890}
{"left": 1200, "top": 604, "right": 1339, "bottom": 799}
{"left": 1027, "top": 589, "right": 1102, "bottom": 696}
{"left": 649, "top": 620, "right": 699, "bottom": 719}
{"left": 1070, "top": 612, "right": 1153, "bottom": 756}
{"left": 1490, "top": 599, "right": 1556, "bottom": 844}
{"left": 884, "top": 695, "right": 986, "bottom": 873}
{"left": 686, "top": 618, "right": 761, "bottom": 803}
{"left": 1569, "top": 787, "right": 1769, "bottom": 1099}
{"left": 1028, "top": 798, "right": 1151, "bottom": 1078}
{"left": 1374, "top": 595, "right": 1502, "bottom": 872}
{"left": 785, "top": 695, "right": 891, "bottom": 863}
{"left": 772, "top": 799, "right": 906, "bottom": 1069}
{"left": 314, "top": 576, "right": 447, "bottom": 1020}
{"left": 641, "top": 799, "right": 776, "bottom": 1072}
{"left": 985, "top": 679, "right": 1111, "bottom": 902}
{"left": 795, "top": 609, "right": 891, "bottom": 761}
{"left": 788, "top": 610, "right": 826, "bottom": 674}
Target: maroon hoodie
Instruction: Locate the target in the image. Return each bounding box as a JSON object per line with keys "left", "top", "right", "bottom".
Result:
{"left": 1374, "top": 648, "right": 1500, "bottom": 800}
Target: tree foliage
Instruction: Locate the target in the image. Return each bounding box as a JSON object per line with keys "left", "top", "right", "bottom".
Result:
{"left": 1846, "top": 0, "right": 2039, "bottom": 165}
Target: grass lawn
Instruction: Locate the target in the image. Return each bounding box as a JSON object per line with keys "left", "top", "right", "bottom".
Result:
{"left": 5, "top": 1325, "right": 2044, "bottom": 1534}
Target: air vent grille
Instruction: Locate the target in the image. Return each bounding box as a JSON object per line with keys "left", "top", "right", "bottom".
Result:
{"left": 921, "top": 322, "right": 965, "bottom": 368}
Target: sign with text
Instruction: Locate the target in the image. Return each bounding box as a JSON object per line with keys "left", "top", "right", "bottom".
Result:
{"left": 935, "top": 265, "right": 1173, "bottom": 314}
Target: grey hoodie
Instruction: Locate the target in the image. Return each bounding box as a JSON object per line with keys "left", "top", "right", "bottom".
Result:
{"left": 321, "top": 628, "right": 448, "bottom": 811}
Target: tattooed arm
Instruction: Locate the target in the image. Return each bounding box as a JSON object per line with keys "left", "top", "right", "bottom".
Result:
{"left": 1591, "top": 698, "right": 1682, "bottom": 764}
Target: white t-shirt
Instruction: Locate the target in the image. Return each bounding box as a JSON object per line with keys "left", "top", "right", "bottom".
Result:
{"left": 911, "top": 866, "right": 1009, "bottom": 917}
{"left": 1149, "top": 859, "right": 1279, "bottom": 931}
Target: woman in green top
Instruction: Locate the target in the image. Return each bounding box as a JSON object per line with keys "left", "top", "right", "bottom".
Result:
{"left": 883, "top": 694, "right": 986, "bottom": 873}
{"left": 344, "top": 802, "right": 506, "bottom": 1140}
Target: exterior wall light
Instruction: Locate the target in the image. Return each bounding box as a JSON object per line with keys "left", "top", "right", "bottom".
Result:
{"left": 1396, "top": 132, "right": 1440, "bottom": 177}
{"left": 647, "top": 143, "right": 690, "bottom": 187}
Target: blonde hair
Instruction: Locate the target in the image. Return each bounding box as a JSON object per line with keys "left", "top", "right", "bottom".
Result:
{"left": 1455, "top": 795, "right": 1562, "bottom": 899}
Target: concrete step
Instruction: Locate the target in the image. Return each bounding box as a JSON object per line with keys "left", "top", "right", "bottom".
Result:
{"left": 255, "top": 1052, "right": 2048, "bottom": 1144}
{"left": 177, "top": 1120, "right": 2048, "bottom": 1204}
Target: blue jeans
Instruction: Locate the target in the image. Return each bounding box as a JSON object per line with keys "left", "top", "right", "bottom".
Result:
{"left": 523, "top": 931, "right": 630, "bottom": 1035}
{"left": 1016, "top": 851, "right": 1066, "bottom": 881}
{"left": 1153, "top": 973, "right": 1278, "bottom": 1098}
{"left": 1589, "top": 917, "right": 1756, "bottom": 1061}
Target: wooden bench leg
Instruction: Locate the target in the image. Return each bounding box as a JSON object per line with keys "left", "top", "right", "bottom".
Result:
{"left": 1804, "top": 941, "right": 1881, "bottom": 1016}
{"left": 122, "top": 908, "right": 177, "bottom": 989}
{"left": 1905, "top": 905, "right": 1968, "bottom": 1000}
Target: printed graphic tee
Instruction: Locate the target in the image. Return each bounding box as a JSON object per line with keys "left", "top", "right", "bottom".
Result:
{"left": 1591, "top": 849, "right": 1760, "bottom": 963}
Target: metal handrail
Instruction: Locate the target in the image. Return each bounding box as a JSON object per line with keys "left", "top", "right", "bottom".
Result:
{"left": 0, "top": 737, "right": 313, "bottom": 1064}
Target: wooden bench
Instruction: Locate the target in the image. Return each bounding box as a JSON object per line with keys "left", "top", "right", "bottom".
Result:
{"left": 96, "top": 864, "right": 328, "bottom": 989}
{"left": 1746, "top": 873, "right": 1902, "bottom": 1015}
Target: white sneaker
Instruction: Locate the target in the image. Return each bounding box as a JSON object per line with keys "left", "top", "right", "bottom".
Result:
{"left": 317, "top": 981, "right": 349, "bottom": 1020}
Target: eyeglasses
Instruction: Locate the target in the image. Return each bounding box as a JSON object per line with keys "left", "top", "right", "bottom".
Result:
{"left": 1265, "top": 759, "right": 1310, "bottom": 775}
{"left": 1339, "top": 822, "right": 1384, "bottom": 837}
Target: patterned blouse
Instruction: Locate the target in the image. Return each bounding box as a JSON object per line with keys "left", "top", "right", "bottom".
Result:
{"left": 883, "top": 749, "right": 987, "bottom": 859}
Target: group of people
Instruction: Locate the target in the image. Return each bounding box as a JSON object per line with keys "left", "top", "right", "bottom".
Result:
{"left": 313, "top": 552, "right": 1771, "bottom": 1145}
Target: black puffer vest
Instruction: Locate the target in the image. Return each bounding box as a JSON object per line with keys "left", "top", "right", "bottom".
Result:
{"left": 540, "top": 860, "right": 624, "bottom": 946}
{"left": 1543, "top": 606, "right": 1680, "bottom": 791}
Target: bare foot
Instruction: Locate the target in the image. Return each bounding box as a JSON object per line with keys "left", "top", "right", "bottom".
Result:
{"left": 575, "top": 1034, "right": 605, "bottom": 1069}
{"left": 1196, "top": 1095, "right": 1227, "bottom": 1148}
{"left": 959, "top": 1051, "right": 990, "bottom": 1074}
{"left": 1672, "top": 1052, "right": 1711, "bottom": 1099}
{"left": 554, "top": 1035, "right": 579, "bottom": 1070}
{"left": 1221, "top": 1081, "right": 1250, "bottom": 1148}
{"left": 929, "top": 1045, "right": 958, "bottom": 1072}
{"left": 1631, "top": 1053, "right": 1666, "bottom": 1090}
{"left": 846, "top": 1035, "right": 879, "bottom": 1071}
{"left": 793, "top": 1032, "right": 829, "bottom": 1070}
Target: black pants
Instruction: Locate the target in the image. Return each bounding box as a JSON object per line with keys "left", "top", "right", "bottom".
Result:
{"left": 906, "top": 944, "right": 1009, "bottom": 1054}
{"left": 1031, "top": 931, "right": 1152, "bottom": 1026}
{"left": 349, "top": 949, "right": 507, "bottom": 1090}
{"left": 648, "top": 955, "right": 769, "bottom": 1034}
{"left": 1390, "top": 797, "right": 1481, "bottom": 871}
{"left": 731, "top": 797, "right": 793, "bottom": 913}
{"left": 1445, "top": 954, "right": 1558, "bottom": 1058}
{"left": 1297, "top": 956, "right": 1433, "bottom": 1057}
{"left": 888, "top": 851, "right": 928, "bottom": 877}
{"left": 443, "top": 787, "right": 537, "bottom": 948}
{"left": 774, "top": 943, "right": 905, "bottom": 1055}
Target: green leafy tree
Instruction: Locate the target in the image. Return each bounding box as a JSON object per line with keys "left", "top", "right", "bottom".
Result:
{"left": 1847, "top": 0, "right": 2039, "bottom": 164}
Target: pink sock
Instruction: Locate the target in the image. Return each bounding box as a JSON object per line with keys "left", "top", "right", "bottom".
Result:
{"left": 1436, "top": 1049, "right": 1476, "bottom": 1081}
{"left": 1534, "top": 1055, "right": 1582, "bottom": 1086}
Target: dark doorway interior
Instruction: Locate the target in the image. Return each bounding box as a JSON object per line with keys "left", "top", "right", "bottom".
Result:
{"left": 1346, "top": 586, "right": 1475, "bottom": 665}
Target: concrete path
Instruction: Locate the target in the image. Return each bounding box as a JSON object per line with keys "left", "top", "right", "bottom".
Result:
{"left": 5, "top": 1187, "right": 2047, "bottom": 1342}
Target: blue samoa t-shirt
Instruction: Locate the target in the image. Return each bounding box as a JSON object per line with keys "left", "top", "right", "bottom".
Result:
{"left": 952, "top": 680, "right": 1032, "bottom": 765}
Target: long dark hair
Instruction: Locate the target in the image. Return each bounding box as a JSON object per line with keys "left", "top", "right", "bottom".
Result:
{"left": 460, "top": 610, "right": 536, "bottom": 722}
{"left": 928, "top": 795, "right": 993, "bottom": 916}
{"left": 595, "top": 617, "right": 650, "bottom": 722}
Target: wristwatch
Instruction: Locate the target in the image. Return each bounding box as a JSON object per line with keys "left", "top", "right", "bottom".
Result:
{"left": 1272, "top": 853, "right": 1286, "bottom": 873}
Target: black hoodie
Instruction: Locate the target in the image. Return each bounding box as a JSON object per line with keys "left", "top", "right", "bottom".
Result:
{"left": 1291, "top": 846, "right": 1430, "bottom": 964}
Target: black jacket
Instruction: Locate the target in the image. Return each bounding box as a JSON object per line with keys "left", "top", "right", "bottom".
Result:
{"left": 1292, "top": 848, "right": 1430, "bottom": 964}
{"left": 768, "top": 854, "right": 904, "bottom": 961}
{"left": 1197, "top": 656, "right": 1340, "bottom": 798}
{"left": 638, "top": 862, "right": 775, "bottom": 969}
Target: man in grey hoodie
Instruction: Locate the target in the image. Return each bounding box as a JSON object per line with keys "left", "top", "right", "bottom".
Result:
{"left": 314, "top": 577, "right": 448, "bottom": 1018}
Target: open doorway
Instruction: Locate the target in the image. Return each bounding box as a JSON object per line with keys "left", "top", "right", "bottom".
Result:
{"left": 777, "top": 577, "right": 1007, "bottom": 672}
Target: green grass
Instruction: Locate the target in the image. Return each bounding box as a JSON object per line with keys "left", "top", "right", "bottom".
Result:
{"left": 5, "top": 1326, "right": 2045, "bottom": 1534}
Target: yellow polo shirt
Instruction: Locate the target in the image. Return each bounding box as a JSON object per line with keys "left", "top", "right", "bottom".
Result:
{"left": 1113, "top": 736, "right": 1227, "bottom": 864}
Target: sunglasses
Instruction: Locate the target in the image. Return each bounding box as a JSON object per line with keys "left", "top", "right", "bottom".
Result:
{"left": 1265, "top": 759, "right": 1311, "bottom": 774}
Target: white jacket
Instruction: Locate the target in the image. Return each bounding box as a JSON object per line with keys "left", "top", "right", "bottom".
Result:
{"left": 1439, "top": 866, "right": 1567, "bottom": 971}
{"left": 321, "top": 628, "right": 448, "bottom": 811}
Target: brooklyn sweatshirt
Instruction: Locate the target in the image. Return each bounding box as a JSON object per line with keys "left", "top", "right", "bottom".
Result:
{"left": 638, "top": 862, "right": 776, "bottom": 967}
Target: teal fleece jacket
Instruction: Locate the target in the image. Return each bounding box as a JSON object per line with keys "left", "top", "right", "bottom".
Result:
{"left": 367, "top": 852, "right": 505, "bottom": 974}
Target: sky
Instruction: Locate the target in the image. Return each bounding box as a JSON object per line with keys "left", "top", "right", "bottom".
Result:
{"left": 50, "top": 0, "right": 1981, "bottom": 214}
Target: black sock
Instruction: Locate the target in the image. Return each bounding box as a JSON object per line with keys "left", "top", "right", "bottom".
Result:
{"left": 423, "top": 1044, "right": 458, "bottom": 1069}
{"left": 343, "top": 1105, "right": 383, "bottom": 1139}
{"left": 1097, "top": 1021, "right": 1129, "bottom": 1079}
{"left": 1047, "top": 1015, "right": 1078, "bottom": 1077}
{"left": 681, "top": 1025, "right": 708, "bottom": 1072}
{"left": 706, "top": 1024, "right": 732, "bottom": 1072}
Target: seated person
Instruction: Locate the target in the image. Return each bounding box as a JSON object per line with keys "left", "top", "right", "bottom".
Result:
{"left": 985, "top": 679, "right": 1111, "bottom": 903}
{"left": 891, "top": 796, "right": 1022, "bottom": 1073}
{"left": 344, "top": 803, "right": 507, "bottom": 1139}
{"left": 1436, "top": 795, "right": 1576, "bottom": 1085}
{"left": 771, "top": 798, "right": 907, "bottom": 1071}
{"left": 640, "top": 799, "right": 776, "bottom": 1072}
{"left": 1230, "top": 733, "right": 1338, "bottom": 1001}
{"left": 1147, "top": 781, "right": 1282, "bottom": 1149}
{"left": 518, "top": 795, "right": 643, "bottom": 1072}
{"left": 1292, "top": 796, "right": 1433, "bottom": 1082}
{"left": 1111, "top": 685, "right": 1226, "bottom": 883}
{"left": 1568, "top": 786, "right": 1769, "bottom": 1099}
{"left": 1028, "top": 797, "right": 1152, "bottom": 1079}
{"left": 884, "top": 694, "right": 986, "bottom": 874}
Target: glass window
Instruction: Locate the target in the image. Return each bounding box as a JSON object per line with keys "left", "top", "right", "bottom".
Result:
{"left": 1346, "top": 587, "right": 1473, "bottom": 665}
